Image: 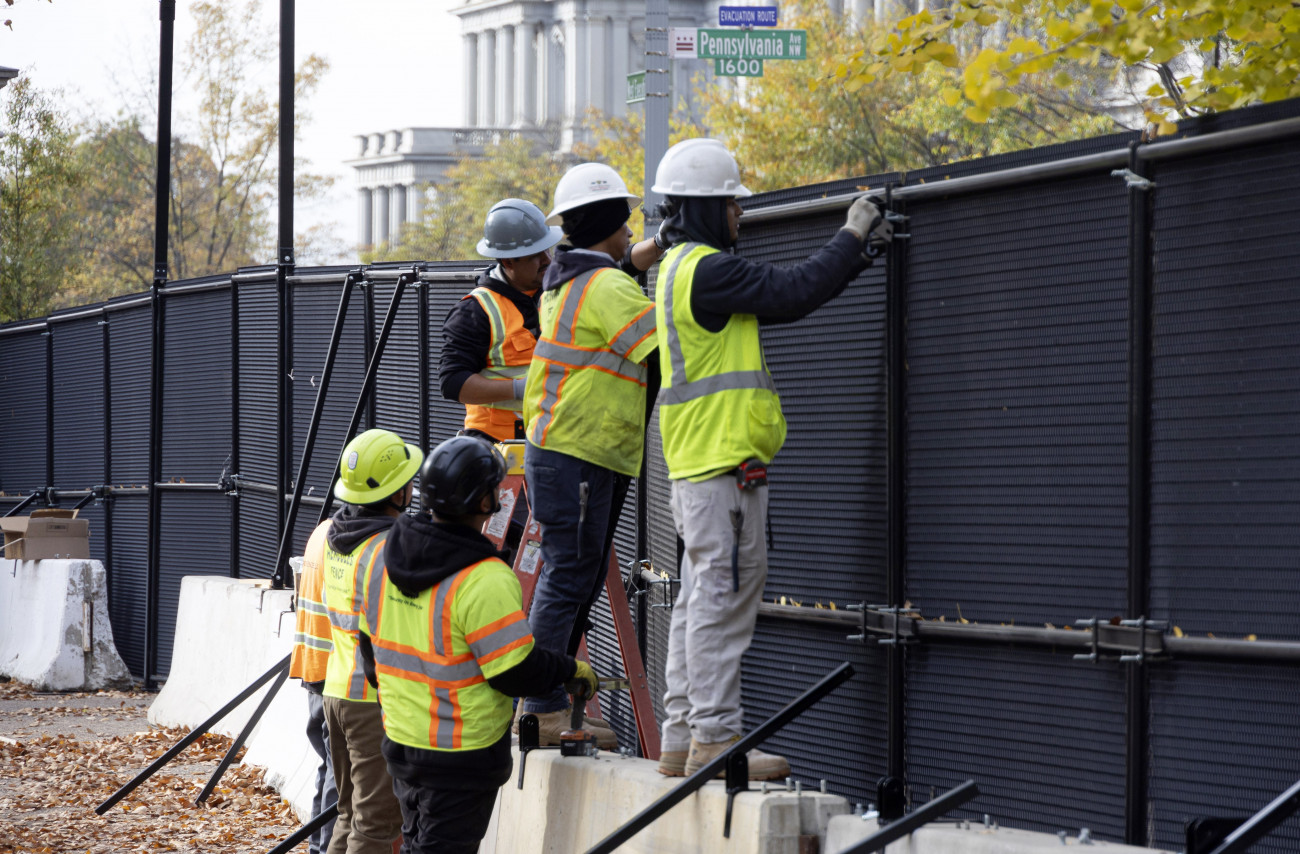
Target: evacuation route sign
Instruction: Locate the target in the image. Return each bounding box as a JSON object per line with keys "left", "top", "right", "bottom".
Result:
{"left": 718, "top": 6, "right": 779, "bottom": 26}
{"left": 695, "top": 28, "right": 807, "bottom": 61}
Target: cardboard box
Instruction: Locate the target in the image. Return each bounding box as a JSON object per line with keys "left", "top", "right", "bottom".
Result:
{"left": 0, "top": 509, "right": 90, "bottom": 560}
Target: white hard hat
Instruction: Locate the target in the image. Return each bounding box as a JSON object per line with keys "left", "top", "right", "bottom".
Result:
{"left": 651, "top": 138, "right": 752, "bottom": 198}
{"left": 546, "top": 162, "right": 641, "bottom": 225}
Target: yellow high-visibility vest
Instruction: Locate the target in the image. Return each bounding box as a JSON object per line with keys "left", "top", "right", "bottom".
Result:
{"left": 654, "top": 242, "right": 786, "bottom": 481}
{"left": 363, "top": 557, "right": 534, "bottom": 751}
{"left": 523, "top": 267, "right": 657, "bottom": 477}
{"left": 322, "top": 530, "right": 388, "bottom": 702}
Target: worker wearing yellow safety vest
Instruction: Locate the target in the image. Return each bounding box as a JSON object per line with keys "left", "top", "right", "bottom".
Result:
{"left": 649, "top": 139, "right": 894, "bottom": 781}
{"left": 288, "top": 519, "right": 337, "bottom": 854}
{"left": 321, "top": 428, "right": 423, "bottom": 854}
{"left": 517, "top": 163, "right": 665, "bottom": 746}
{"left": 356, "top": 436, "right": 598, "bottom": 854}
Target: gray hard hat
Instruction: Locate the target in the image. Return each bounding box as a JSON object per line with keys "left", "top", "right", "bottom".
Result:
{"left": 477, "top": 198, "right": 564, "bottom": 259}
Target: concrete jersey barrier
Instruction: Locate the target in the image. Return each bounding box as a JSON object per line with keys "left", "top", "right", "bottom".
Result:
{"left": 149, "top": 575, "right": 319, "bottom": 819}
{"left": 0, "top": 558, "right": 132, "bottom": 691}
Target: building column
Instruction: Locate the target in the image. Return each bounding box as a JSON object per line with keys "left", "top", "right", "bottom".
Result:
{"left": 564, "top": 17, "right": 585, "bottom": 125}
{"left": 515, "top": 22, "right": 536, "bottom": 125}
{"left": 612, "top": 16, "right": 630, "bottom": 118}
{"left": 406, "top": 184, "right": 422, "bottom": 224}
{"left": 373, "top": 186, "right": 390, "bottom": 247}
{"left": 497, "top": 26, "right": 515, "bottom": 127}
{"left": 358, "top": 187, "right": 373, "bottom": 248}
{"left": 478, "top": 29, "right": 496, "bottom": 128}
{"left": 390, "top": 185, "right": 407, "bottom": 242}
{"left": 465, "top": 33, "right": 479, "bottom": 126}
{"left": 588, "top": 16, "right": 609, "bottom": 116}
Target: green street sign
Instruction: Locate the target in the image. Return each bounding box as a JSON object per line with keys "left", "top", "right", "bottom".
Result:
{"left": 715, "top": 57, "right": 764, "bottom": 77}
{"left": 695, "top": 28, "right": 806, "bottom": 61}
{"left": 627, "top": 70, "right": 646, "bottom": 104}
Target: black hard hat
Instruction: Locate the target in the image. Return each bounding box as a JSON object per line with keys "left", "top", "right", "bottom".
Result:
{"left": 419, "top": 436, "right": 506, "bottom": 517}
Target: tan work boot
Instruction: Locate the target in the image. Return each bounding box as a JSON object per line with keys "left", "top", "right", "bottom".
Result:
{"left": 531, "top": 708, "right": 619, "bottom": 750}
{"left": 657, "top": 749, "right": 688, "bottom": 777}
{"left": 684, "top": 736, "right": 790, "bottom": 781}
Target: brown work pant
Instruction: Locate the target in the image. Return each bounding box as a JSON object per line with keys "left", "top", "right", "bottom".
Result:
{"left": 323, "top": 696, "right": 402, "bottom": 854}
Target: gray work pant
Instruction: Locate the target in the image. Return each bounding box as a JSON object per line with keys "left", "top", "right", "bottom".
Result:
{"left": 323, "top": 696, "right": 403, "bottom": 854}
{"left": 305, "top": 688, "right": 338, "bottom": 854}
{"left": 661, "top": 474, "right": 769, "bottom": 750}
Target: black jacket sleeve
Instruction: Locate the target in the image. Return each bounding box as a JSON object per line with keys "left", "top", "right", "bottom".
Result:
{"left": 689, "top": 229, "right": 870, "bottom": 332}
{"left": 438, "top": 297, "right": 492, "bottom": 402}
{"left": 358, "top": 632, "right": 378, "bottom": 689}
{"left": 486, "top": 645, "right": 577, "bottom": 698}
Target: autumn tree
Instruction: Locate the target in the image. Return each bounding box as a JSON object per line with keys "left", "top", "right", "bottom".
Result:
{"left": 849, "top": 0, "right": 1300, "bottom": 134}
{"left": 0, "top": 76, "right": 85, "bottom": 322}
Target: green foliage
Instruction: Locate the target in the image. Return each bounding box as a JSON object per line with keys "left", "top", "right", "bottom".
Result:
{"left": 851, "top": 0, "right": 1300, "bottom": 133}
{"left": 0, "top": 76, "right": 84, "bottom": 322}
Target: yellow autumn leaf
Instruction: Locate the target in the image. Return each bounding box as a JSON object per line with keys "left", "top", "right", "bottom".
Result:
{"left": 940, "top": 86, "right": 963, "bottom": 106}
{"left": 1172, "top": 625, "right": 1184, "bottom": 637}
{"left": 1157, "top": 120, "right": 1179, "bottom": 135}
{"left": 965, "top": 104, "right": 991, "bottom": 122}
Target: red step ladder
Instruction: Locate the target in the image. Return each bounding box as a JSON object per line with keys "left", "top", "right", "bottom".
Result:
{"left": 484, "top": 441, "right": 660, "bottom": 760}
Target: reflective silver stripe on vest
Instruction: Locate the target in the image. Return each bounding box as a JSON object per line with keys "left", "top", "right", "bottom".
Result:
{"left": 657, "top": 369, "right": 776, "bottom": 405}
{"left": 434, "top": 686, "right": 456, "bottom": 747}
{"left": 609, "top": 309, "right": 656, "bottom": 358}
{"left": 293, "top": 633, "right": 333, "bottom": 651}
{"left": 657, "top": 243, "right": 777, "bottom": 406}
{"left": 528, "top": 269, "right": 602, "bottom": 443}
{"left": 349, "top": 646, "right": 368, "bottom": 698}
{"left": 467, "top": 617, "right": 532, "bottom": 661}
{"left": 533, "top": 340, "right": 647, "bottom": 384}
{"left": 473, "top": 288, "right": 507, "bottom": 366}
{"left": 329, "top": 611, "right": 361, "bottom": 632}
{"left": 299, "top": 598, "right": 329, "bottom": 616}
{"left": 371, "top": 645, "right": 485, "bottom": 684}
{"left": 350, "top": 532, "right": 388, "bottom": 614}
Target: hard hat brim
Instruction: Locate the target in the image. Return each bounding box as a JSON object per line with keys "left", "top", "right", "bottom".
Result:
{"left": 650, "top": 182, "right": 752, "bottom": 199}
{"left": 333, "top": 443, "right": 425, "bottom": 505}
{"left": 545, "top": 193, "right": 642, "bottom": 226}
{"left": 476, "top": 226, "right": 564, "bottom": 259}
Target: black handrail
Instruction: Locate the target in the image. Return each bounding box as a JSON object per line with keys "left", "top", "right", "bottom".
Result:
{"left": 838, "top": 780, "right": 980, "bottom": 854}
{"left": 583, "top": 661, "right": 855, "bottom": 854}
{"left": 1205, "top": 778, "right": 1300, "bottom": 854}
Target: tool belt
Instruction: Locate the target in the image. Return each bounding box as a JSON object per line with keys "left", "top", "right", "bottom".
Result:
{"left": 735, "top": 459, "right": 768, "bottom": 490}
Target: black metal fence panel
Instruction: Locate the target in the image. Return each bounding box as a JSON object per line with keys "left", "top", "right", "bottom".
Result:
{"left": 51, "top": 316, "right": 106, "bottom": 491}
{"left": 156, "top": 490, "right": 233, "bottom": 676}
{"left": 236, "top": 279, "right": 280, "bottom": 486}
{"left": 107, "top": 495, "right": 149, "bottom": 676}
{"left": 107, "top": 303, "right": 152, "bottom": 486}
{"left": 0, "top": 329, "right": 48, "bottom": 495}
{"left": 161, "top": 288, "right": 233, "bottom": 483}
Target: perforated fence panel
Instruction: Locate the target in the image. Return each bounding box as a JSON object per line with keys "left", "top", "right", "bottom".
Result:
{"left": 0, "top": 329, "right": 48, "bottom": 495}
{"left": 107, "top": 303, "right": 152, "bottom": 486}
{"left": 161, "top": 287, "right": 233, "bottom": 483}
{"left": 107, "top": 495, "right": 149, "bottom": 677}
{"left": 51, "top": 317, "right": 106, "bottom": 491}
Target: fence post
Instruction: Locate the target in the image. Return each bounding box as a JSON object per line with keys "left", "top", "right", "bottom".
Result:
{"left": 884, "top": 185, "right": 907, "bottom": 782}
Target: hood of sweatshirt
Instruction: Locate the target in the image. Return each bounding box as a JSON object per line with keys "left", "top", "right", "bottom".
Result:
{"left": 658, "top": 195, "right": 735, "bottom": 252}
{"left": 541, "top": 246, "right": 618, "bottom": 293}
{"left": 383, "top": 512, "right": 504, "bottom": 597}
{"left": 326, "top": 504, "right": 397, "bottom": 555}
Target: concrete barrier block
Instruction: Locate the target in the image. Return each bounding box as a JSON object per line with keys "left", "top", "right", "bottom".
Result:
{"left": 149, "top": 576, "right": 317, "bottom": 819}
{"left": 483, "top": 746, "right": 850, "bottom": 854}
{"left": 825, "top": 815, "right": 1173, "bottom": 854}
{"left": 0, "top": 558, "right": 132, "bottom": 691}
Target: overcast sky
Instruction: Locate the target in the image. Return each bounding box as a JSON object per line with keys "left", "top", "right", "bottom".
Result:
{"left": 3, "top": 0, "right": 466, "bottom": 263}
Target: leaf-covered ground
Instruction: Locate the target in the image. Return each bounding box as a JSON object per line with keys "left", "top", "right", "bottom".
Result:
{"left": 0, "top": 679, "right": 306, "bottom": 853}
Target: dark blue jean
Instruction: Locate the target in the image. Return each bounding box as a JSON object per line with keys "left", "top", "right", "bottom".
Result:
{"left": 522, "top": 444, "right": 630, "bottom": 713}
{"left": 304, "top": 687, "right": 338, "bottom": 854}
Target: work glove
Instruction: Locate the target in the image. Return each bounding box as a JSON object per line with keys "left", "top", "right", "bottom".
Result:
{"left": 564, "top": 659, "right": 599, "bottom": 701}
{"left": 842, "top": 196, "right": 894, "bottom": 257}
{"left": 511, "top": 377, "right": 527, "bottom": 400}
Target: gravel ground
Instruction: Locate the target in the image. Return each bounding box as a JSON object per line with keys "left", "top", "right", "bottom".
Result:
{"left": 0, "top": 677, "right": 308, "bottom": 853}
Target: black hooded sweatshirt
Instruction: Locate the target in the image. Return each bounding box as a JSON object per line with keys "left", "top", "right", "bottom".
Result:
{"left": 657, "top": 195, "right": 872, "bottom": 333}
{"left": 438, "top": 265, "right": 540, "bottom": 404}
{"left": 361, "top": 511, "right": 576, "bottom": 788}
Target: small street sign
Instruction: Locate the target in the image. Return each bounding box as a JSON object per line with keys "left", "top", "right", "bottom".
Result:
{"left": 695, "top": 28, "right": 806, "bottom": 61}
{"left": 714, "top": 58, "right": 764, "bottom": 77}
{"left": 718, "top": 6, "right": 779, "bottom": 26}
{"left": 627, "top": 70, "right": 646, "bottom": 104}
{"left": 670, "top": 27, "right": 697, "bottom": 59}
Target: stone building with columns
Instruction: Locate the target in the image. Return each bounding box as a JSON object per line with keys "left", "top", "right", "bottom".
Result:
{"left": 349, "top": 0, "right": 716, "bottom": 251}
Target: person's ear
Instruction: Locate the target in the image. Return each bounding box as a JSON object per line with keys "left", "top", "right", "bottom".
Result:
{"left": 480, "top": 493, "right": 495, "bottom": 514}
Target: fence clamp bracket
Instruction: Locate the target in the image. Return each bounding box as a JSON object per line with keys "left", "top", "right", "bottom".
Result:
{"left": 1073, "top": 616, "right": 1168, "bottom": 664}
{"left": 846, "top": 604, "right": 919, "bottom": 645}
{"left": 1110, "top": 168, "right": 1156, "bottom": 191}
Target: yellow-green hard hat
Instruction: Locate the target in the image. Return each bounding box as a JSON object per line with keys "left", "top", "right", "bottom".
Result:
{"left": 334, "top": 428, "right": 424, "bottom": 505}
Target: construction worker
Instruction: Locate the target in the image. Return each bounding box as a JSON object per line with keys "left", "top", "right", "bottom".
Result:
{"left": 517, "top": 162, "right": 664, "bottom": 746}
{"left": 357, "top": 435, "right": 598, "bottom": 854}
{"left": 649, "top": 138, "right": 893, "bottom": 780}
{"left": 439, "top": 199, "right": 564, "bottom": 444}
{"left": 288, "top": 520, "right": 338, "bottom": 854}
{"left": 441, "top": 195, "right": 667, "bottom": 443}
{"left": 321, "top": 428, "right": 422, "bottom": 854}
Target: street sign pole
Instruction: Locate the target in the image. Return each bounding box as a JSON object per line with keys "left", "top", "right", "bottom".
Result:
{"left": 644, "top": 0, "right": 670, "bottom": 231}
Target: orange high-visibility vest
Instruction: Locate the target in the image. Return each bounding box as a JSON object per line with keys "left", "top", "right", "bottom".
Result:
{"left": 289, "top": 520, "right": 333, "bottom": 684}
{"left": 463, "top": 287, "right": 536, "bottom": 442}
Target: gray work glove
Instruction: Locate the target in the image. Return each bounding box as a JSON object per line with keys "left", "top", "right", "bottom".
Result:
{"left": 511, "top": 377, "right": 527, "bottom": 400}
{"left": 842, "top": 196, "right": 894, "bottom": 257}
